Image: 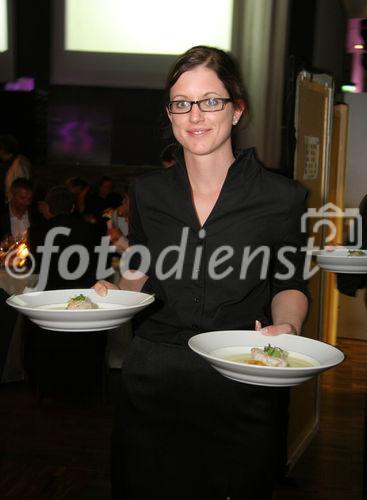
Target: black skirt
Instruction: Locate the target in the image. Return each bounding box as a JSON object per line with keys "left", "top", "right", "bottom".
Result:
{"left": 111, "top": 336, "right": 289, "bottom": 500}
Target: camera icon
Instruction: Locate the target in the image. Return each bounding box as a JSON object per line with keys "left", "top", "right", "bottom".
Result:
{"left": 301, "top": 202, "right": 362, "bottom": 250}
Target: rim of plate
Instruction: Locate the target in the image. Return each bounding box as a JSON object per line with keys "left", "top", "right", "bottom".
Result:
{"left": 7, "top": 295, "right": 155, "bottom": 312}
{"left": 189, "top": 343, "right": 345, "bottom": 371}
{"left": 317, "top": 252, "right": 367, "bottom": 259}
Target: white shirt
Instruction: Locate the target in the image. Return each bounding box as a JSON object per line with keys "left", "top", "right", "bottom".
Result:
{"left": 5, "top": 155, "right": 32, "bottom": 201}
{"left": 9, "top": 205, "right": 30, "bottom": 240}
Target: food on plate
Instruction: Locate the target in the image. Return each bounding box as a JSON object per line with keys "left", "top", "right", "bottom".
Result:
{"left": 66, "top": 294, "right": 98, "bottom": 310}
{"left": 225, "top": 343, "right": 316, "bottom": 368}
{"left": 248, "top": 344, "right": 289, "bottom": 367}
{"left": 347, "top": 249, "right": 366, "bottom": 257}
{"left": 226, "top": 344, "right": 289, "bottom": 367}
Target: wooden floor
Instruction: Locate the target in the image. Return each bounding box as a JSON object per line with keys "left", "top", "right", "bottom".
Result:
{"left": 274, "top": 337, "right": 367, "bottom": 500}
{"left": 0, "top": 337, "right": 366, "bottom": 500}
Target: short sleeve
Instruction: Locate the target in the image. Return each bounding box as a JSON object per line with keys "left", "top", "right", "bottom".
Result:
{"left": 270, "top": 183, "right": 308, "bottom": 299}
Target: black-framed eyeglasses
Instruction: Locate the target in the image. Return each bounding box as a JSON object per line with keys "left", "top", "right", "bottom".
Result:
{"left": 168, "top": 97, "right": 232, "bottom": 114}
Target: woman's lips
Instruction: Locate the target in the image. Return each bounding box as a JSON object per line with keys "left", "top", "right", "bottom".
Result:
{"left": 187, "top": 128, "right": 211, "bottom": 136}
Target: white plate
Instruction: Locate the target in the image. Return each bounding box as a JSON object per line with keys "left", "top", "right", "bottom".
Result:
{"left": 6, "top": 289, "right": 155, "bottom": 332}
{"left": 314, "top": 247, "right": 367, "bottom": 273}
{"left": 188, "top": 330, "right": 344, "bottom": 387}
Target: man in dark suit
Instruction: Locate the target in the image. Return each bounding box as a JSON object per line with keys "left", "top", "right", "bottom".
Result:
{"left": 0, "top": 177, "right": 35, "bottom": 242}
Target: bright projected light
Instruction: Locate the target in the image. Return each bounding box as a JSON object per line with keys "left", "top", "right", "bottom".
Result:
{"left": 65, "top": 0, "right": 233, "bottom": 55}
{"left": 52, "top": 0, "right": 235, "bottom": 87}
{"left": 0, "top": 0, "right": 8, "bottom": 53}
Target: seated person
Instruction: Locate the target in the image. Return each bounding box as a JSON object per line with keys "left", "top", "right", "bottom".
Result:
{"left": 84, "top": 176, "right": 122, "bottom": 218}
{"left": 28, "top": 185, "right": 101, "bottom": 290}
{"left": 65, "top": 176, "right": 91, "bottom": 214}
{"left": 0, "top": 177, "right": 36, "bottom": 243}
{"left": 0, "top": 135, "right": 32, "bottom": 202}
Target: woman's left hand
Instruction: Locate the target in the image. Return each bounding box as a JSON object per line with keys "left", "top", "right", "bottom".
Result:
{"left": 255, "top": 320, "right": 298, "bottom": 336}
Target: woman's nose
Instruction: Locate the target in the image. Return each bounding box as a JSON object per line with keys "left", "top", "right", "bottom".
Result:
{"left": 188, "top": 102, "right": 204, "bottom": 122}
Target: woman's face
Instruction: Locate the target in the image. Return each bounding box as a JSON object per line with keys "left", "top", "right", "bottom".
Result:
{"left": 167, "top": 66, "right": 243, "bottom": 158}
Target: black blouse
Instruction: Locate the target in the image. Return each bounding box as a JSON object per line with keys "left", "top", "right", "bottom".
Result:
{"left": 128, "top": 148, "right": 308, "bottom": 345}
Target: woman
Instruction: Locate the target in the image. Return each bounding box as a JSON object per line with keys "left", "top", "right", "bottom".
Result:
{"left": 96, "top": 46, "right": 308, "bottom": 500}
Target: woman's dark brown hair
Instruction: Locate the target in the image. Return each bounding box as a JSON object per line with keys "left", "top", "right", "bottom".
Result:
{"left": 164, "top": 45, "right": 249, "bottom": 114}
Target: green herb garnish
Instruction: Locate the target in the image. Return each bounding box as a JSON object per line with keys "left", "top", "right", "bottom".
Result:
{"left": 71, "top": 294, "right": 87, "bottom": 301}
{"left": 263, "top": 344, "right": 285, "bottom": 358}
{"left": 348, "top": 249, "right": 366, "bottom": 256}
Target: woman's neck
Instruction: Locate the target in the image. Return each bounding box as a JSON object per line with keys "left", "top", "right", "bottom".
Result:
{"left": 184, "top": 149, "right": 235, "bottom": 194}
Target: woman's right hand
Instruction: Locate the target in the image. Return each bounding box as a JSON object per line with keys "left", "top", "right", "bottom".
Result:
{"left": 93, "top": 280, "right": 119, "bottom": 296}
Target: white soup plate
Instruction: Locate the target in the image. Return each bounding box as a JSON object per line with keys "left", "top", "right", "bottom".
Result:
{"left": 314, "top": 247, "right": 367, "bottom": 273}
{"left": 6, "top": 288, "right": 154, "bottom": 332}
{"left": 188, "top": 330, "right": 345, "bottom": 387}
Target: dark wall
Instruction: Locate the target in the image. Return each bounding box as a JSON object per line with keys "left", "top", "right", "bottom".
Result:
{"left": 48, "top": 85, "right": 166, "bottom": 165}
{"left": 287, "top": 0, "right": 318, "bottom": 70}
{"left": 10, "top": 0, "right": 167, "bottom": 167}
{"left": 0, "top": 90, "right": 47, "bottom": 164}
{"left": 313, "top": 0, "right": 347, "bottom": 90}
{"left": 15, "top": 0, "right": 51, "bottom": 89}
{"left": 286, "top": 0, "right": 346, "bottom": 81}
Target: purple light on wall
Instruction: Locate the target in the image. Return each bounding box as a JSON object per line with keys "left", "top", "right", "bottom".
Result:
{"left": 48, "top": 104, "right": 112, "bottom": 163}
{"left": 59, "top": 121, "right": 79, "bottom": 153}
{"left": 4, "top": 77, "right": 35, "bottom": 91}
{"left": 58, "top": 120, "right": 93, "bottom": 154}
{"left": 78, "top": 121, "right": 93, "bottom": 153}
{"left": 346, "top": 18, "right": 365, "bottom": 93}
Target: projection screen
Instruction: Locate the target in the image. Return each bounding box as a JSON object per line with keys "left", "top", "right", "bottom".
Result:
{"left": 0, "top": 0, "right": 14, "bottom": 83}
{"left": 51, "top": 0, "right": 235, "bottom": 88}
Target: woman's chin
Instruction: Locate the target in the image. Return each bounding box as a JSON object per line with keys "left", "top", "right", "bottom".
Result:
{"left": 183, "top": 141, "right": 213, "bottom": 157}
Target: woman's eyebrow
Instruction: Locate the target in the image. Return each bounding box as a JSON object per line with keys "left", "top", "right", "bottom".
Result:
{"left": 170, "top": 91, "right": 223, "bottom": 100}
{"left": 170, "top": 94, "right": 189, "bottom": 100}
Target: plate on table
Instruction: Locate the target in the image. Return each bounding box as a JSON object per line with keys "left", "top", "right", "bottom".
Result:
{"left": 314, "top": 247, "right": 367, "bottom": 273}
{"left": 6, "top": 289, "right": 155, "bottom": 332}
{"left": 188, "top": 330, "right": 344, "bottom": 387}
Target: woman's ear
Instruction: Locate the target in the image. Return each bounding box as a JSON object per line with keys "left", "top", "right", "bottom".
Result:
{"left": 233, "top": 100, "right": 246, "bottom": 125}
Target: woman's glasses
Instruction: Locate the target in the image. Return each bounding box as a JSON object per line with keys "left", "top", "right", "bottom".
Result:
{"left": 168, "top": 97, "right": 232, "bottom": 114}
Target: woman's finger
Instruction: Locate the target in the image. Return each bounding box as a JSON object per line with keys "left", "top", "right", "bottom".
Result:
{"left": 260, "top": 323, "right": 297, "bottom": 336}
{"left": 93, "top": 280, "right": 117, "bottom": 296}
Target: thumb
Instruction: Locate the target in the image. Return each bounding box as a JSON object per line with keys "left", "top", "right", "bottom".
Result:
{"left": 255, "top": 320, "right": 262, "bottom": 331}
